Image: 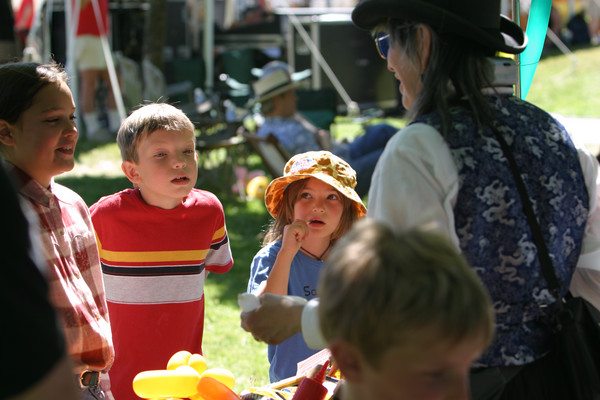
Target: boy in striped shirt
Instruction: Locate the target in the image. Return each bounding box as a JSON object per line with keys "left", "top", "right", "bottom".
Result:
{"left": 90, "top": 103, "right": 233, "bottom": 400}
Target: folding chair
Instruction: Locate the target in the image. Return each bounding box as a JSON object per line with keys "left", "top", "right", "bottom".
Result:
{"left": 239, "top": 128, "right": 291, "bottom": 178}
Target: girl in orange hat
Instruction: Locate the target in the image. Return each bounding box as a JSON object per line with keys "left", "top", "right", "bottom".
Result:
{"left": 247, "top": 150, "right": 365, "bottom": 383}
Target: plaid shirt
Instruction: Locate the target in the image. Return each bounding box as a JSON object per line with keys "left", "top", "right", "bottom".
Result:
{"left": 7, "top": 163, "right": 114, "bottom": 374}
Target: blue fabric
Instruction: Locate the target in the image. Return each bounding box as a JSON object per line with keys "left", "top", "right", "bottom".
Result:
{"left": 415, "top": 95, "right": 589, "bottom": 367}
{"left": 348, "top": 123, "right": 398, "bottom": 196}
{"left": 257, "top": 117, "right": 397, "bottom": 197}
{"left": 247, "top": 240, "right": 323, "bottom": 382}
{"left": 257, "top": 117, "right": 321, "bottom": 155}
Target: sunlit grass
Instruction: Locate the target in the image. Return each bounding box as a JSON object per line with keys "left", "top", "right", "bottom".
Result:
{"left": 526, "top": 46, "right": 600, "bottom": 117}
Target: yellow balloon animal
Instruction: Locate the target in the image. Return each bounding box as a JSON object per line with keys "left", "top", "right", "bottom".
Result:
{"left": 132, "top": 350, "right": 239, "bottom": 399}
{"left": 132, "top": 367, "right": 200, "bottom": 399}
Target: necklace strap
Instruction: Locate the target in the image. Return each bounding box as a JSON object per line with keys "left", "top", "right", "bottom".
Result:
{"left": 300, "top": 242, "right": 332, "bottom": 261}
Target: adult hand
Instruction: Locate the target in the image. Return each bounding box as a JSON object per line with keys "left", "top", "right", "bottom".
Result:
{"left": 240, "top": 293, "right": 305, "bottom": 345}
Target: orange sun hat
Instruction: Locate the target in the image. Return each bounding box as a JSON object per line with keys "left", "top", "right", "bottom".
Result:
{"left": 264, "top": 151, "right": 367, "bottom": 218}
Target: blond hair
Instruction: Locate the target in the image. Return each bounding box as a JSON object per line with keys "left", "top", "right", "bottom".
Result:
{"left": 117, "top": 103, "right": 195, "bottom": 162}
{"left": 319, "top": 219, "right": 494, "bottom": 367}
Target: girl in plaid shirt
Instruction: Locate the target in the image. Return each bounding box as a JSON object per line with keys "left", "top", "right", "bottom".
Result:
{"left": 0, "top": 61, "right": 114, "bottom": 399}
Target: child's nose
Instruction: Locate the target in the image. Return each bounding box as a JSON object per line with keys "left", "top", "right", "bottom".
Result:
{"left": 312, "top": 199, "right": 325, "bottom": 212}
{"left": 173, "top": 155, "right": 187, "bottom": 168}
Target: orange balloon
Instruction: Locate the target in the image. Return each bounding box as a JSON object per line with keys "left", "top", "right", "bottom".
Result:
{"left": 200, "top": 368, "right": 235, "bottom": 390}
{"left": 196, "top": 376, "right": 240, "bottom": 400}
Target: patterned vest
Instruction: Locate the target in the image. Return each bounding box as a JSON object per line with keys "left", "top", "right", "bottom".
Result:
{"left": 414, "top": 95, "right": 589, "bottom": 366}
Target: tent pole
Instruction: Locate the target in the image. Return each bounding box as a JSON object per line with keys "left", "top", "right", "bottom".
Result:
{"left": 66, "top": 0, "right": 79, "bottom": 125}
{"left": 203, "top": 0, "right": 214, "bottom": 94}
{"left": 89, "top": 0, "right": 126, "bottom": 120}
{"left": 23, "top": 0, "right": 46, "bottom": 62}
{"left": 512, "top": 0, "right": 521, "bottom": 99}
{"left": 43, "top": 0, "right": 54, "bottom": 63}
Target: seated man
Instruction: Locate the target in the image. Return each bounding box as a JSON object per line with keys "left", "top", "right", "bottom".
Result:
{"left": 249, "top": 61, "right": 397, "bottom": 197}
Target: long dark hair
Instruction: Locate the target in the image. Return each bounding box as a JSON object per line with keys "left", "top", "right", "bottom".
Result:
{"left": 388, "top": 19, "right": 496, "bottom": 133}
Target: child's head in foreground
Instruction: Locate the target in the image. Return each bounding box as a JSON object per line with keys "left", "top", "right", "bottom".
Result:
{"left": 0, "top": 61, "right": 76, "bottom": 187}
{"left": 319, "top": 219, "right": 494, "bottom": 400}
{"left": 117, "top": 103, "right": 197, "bottom": 209}
{"left": 262, "top": 151, "right": 366, "bottom": 245}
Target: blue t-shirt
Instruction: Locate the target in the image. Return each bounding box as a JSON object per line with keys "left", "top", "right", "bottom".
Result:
{"left": 247, "top": 240, "right": 323, "bottom": 382}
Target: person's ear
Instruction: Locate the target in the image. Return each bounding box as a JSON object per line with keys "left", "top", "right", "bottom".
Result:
{"left": 416, "top": 24, "right": 432, "bottom": 72}
{"left": 329, "top": 339, "right": 364, "bottom": 383}
{"left": 0, "top": 120, "right": 16, "bottom": 146}
{"left": 121, "top": 160, "right": 141, "bottom": 185}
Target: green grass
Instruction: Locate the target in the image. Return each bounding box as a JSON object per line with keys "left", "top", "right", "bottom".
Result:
{"left": 56, "top": 44, "right": 600, "bottom": 393}
{"left": 526, "top": 45, "right": 600, "bottom": 116}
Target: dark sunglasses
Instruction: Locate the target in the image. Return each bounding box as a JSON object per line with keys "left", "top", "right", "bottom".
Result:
{"left": 374, "top": 32, "right": 390, "bottom": 60}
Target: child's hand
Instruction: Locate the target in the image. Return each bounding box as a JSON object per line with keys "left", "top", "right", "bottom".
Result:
{"left": 259, "top": 220, "right": 309, "bottom": 296}
{"left": 281, "top": 219, "right": 309, "bottom": 253}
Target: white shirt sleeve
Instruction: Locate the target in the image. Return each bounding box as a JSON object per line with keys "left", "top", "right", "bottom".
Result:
{"left": 573, "top": 145, "right": 600, "bottom": 272}
{"left": 366, "top": 123, "right": 461, "bottom": 247}
{"left": 570, "top": 144, "right": 600, "bottom": 309}
{"left": 301, "top": 298, "right": 327, "bottom": 350}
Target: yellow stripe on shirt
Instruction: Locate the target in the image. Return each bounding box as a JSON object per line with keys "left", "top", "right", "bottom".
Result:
{"left": 98, "top": 247, "right": 209, "bottom": 263}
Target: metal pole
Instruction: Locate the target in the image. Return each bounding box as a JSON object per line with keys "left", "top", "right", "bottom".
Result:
{"left": 310, "top": 18, "right": 320, "bottom": 89}
{"left": 512, "top": 0, "right": 521, "bottom": 98}
{"left": 66, "top": 0, "right": 79, "bottom": 125}
{"left": 288, "top": 14, "right": 357, "bottom": 114}
{"left": 203, "top": 0, "right": 214, "bottom": 93}
{"left": 43, "top": 0, "right": 54, "bottom": 62}
{"left": 286, "top": 16, "right": 295, "bottom": 73}
{"left": 90, "top": 0, "right": 126, "bottom": 120}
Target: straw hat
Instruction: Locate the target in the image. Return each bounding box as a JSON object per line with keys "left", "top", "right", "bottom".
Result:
{"left": 352, "top": 0, "right": 527, "bottom": 54}
{"left": 251, "top": 61, "right": 312, "bottom": 81}
{"left": 248, "top": 61, "right": 311, "bottom": 107}
{"left": 264, "top": 151, "right": 367, "bottom": 218}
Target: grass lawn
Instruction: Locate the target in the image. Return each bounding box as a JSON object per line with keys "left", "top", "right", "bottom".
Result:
{"left": 526, "top": 45, "right": 600, "bottom": 117}
{"left": 57, "top": 44, "right": 600, "bottom": 393}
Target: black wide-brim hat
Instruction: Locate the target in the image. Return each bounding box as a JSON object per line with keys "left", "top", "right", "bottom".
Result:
{"left": 352, "top": 0, "right": 527, "bottom": 54}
